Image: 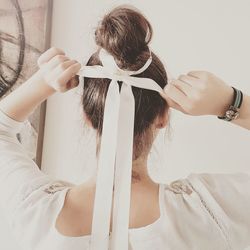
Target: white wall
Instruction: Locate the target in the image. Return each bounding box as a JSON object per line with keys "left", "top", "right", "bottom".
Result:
{"left": 42, "top": 0, "right": 250, "bottom": 184}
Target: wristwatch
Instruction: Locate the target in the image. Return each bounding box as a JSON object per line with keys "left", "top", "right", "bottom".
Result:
{"left": 218, "top": 86, "right": 243, "bottom": 122}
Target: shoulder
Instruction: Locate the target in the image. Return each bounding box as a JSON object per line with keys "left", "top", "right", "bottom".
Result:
{"left": 12, "top": 180, "right": 75, "bottom": 249}
{"left": 43, "top": 180, "right": 75, "bottom": 194}
{"left": 184, "top": 172, "right": 250, "bottom": 227}
{"left": 160, "top": 173, "right": 250, "bottom": 248}
{"left": 186, "top": 172, "right": 250, "bottom": 194}
{"left": 162, "top": 177, "right": 194, "bottom": 195}
{"left": 15, "top": 179, "right": 75, "bottom": 223}
{"left": 161, "top": 172, "right": 250, "bottom": 200}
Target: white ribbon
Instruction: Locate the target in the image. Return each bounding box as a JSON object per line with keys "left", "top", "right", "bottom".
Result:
{"left": 77, "top": 49, "right": 165, "bottom": 250}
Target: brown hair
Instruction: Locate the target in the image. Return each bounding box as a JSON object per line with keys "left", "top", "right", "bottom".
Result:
{"left": 82, "top": 6, "right": 169, "bottom": 159}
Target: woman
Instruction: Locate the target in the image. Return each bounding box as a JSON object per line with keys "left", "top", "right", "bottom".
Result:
{"left": 0, "top": 6, "right": 250, "bottom": 250}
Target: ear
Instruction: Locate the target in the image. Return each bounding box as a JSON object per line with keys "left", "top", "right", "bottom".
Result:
{"left": 155, "top": 110, "right": 169, "bottom": 129}
{"left": 83, "top": 111, "right": 93, "bottom": 128}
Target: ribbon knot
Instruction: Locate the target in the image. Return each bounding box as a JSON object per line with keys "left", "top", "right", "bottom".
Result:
{"left": 112, "top": 72, "right": 127, "bottom": 82}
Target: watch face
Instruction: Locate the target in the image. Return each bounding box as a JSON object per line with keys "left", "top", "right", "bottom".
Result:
{"left": 226, "top": 110, "right": 239, "bottom": 120}
{"left": 234, "top": 112, "right": 240, "bottom": 119}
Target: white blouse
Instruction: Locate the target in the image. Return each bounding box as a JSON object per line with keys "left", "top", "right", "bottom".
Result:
{"left": 0, "top": 108, "right": 250, "bottom": 250}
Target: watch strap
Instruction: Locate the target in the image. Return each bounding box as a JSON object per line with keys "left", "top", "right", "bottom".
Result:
{"left": 231, "top": 86, "right": 243, "bottom": 109}
{"left": 218, "top": 86, "right": 243, "bottom": 121}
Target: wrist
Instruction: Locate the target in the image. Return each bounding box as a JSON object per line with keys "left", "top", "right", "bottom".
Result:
{"left": 32, "top": 70, "right": 57, "bottom": 96}
{"left": 216, "top": 85, "right": 235, "bottom": 117}
{"left": 217, "top": 86, "right": 244, "bottom": 122}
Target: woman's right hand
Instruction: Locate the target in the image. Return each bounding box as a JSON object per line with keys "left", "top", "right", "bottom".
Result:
{"left": 37, "top": 47, "right": 81, "bottom": 93}
{"left": 163, "top": 71, "right": 234, "bottom": 117}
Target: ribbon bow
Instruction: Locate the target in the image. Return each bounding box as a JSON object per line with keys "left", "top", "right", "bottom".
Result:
{"left": 77, "top": 49, "right": 165, "bottom": 250}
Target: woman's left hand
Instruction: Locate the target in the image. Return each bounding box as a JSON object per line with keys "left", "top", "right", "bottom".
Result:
{"left": 37, "top": 47, "right": 81, "bottom": 93}
{"left": 162, "top": 71, "right": 234, "bottom": 117}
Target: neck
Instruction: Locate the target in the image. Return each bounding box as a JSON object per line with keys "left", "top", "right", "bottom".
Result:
{"left": 131, "top": 156, "right": 154, "bottom": 185}
{"left": 85, "top": 155, "right": 155, "bottom": 186}
{"left": 78, "top": 155, "right": 157, "bottom": 194}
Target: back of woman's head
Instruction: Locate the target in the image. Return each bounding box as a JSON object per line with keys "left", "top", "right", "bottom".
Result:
{"left": 82, "top": 6, "right": 169, "bottom": 159}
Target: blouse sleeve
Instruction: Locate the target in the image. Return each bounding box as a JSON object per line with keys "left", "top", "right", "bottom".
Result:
{"left": 0, "top": 108, "right": 53, "bottom": 221}
{"left": 188, "top": 173, "right": 250, "bottom": 249}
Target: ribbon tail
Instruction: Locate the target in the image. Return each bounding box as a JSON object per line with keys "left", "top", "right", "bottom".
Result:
{"left": 90, "top": 80, "right": 120, "bottom": 250}
{"left": 110, "top": 84, "right": 135, "bottom": 250}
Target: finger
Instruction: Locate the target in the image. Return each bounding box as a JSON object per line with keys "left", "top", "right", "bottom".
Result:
{"left": 172, "top": 79, "right": 192, "bottom": 96}
{"left": 46, "top": 55, "right": 69, "bottom": 69}
{"left": 164, "top": 95, "right": 188, "bottom": 113}
{"left": 178, "top": 75, "right": 197, "bottom": 86}
{"left": 54, "top": 60, "right": 78, "bottom": 75}
{"left": 187, "top": 71, "right": 206, "bottom": 80}
{"left": 159, "top": 91, "right": 168, "bottom": 100}
{"left": 66, "top": 75, "right": 80, "bottom": 89}
{"left": 37, "top": 47, "right": 65, "bottom": 66}
{"left": 48, "top": 60, "right": 78, "bottom": 91}
{"left": 163, "top": 83, "right": 189, "bottom": 107}
{"left": 169, "top": 80, "right": 186, "bottom": 96}
{"left": 56, "top": 62, "right": 81, "bottom": 91}
{"left": 185, "top": 72, "right": 210, "bottom": 91}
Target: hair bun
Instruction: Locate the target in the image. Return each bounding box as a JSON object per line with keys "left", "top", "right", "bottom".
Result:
{"left": 95, "top": 6, "right": 152, "bottom": 68}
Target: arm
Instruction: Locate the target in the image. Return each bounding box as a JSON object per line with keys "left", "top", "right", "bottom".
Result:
{"left": 231, "top": 93, "right": 250, "bottom": 129}
{"left": 163, "top": 71, "right": 250, "bottom": 130}
{"left": 0, "top": 47, "right": 80, "bottom": 219}
{"left": 0, "top": 47, "right": 81, "bottom": 121}
{"left": 0, "top": 71, "right": 55, "bottom": 122}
